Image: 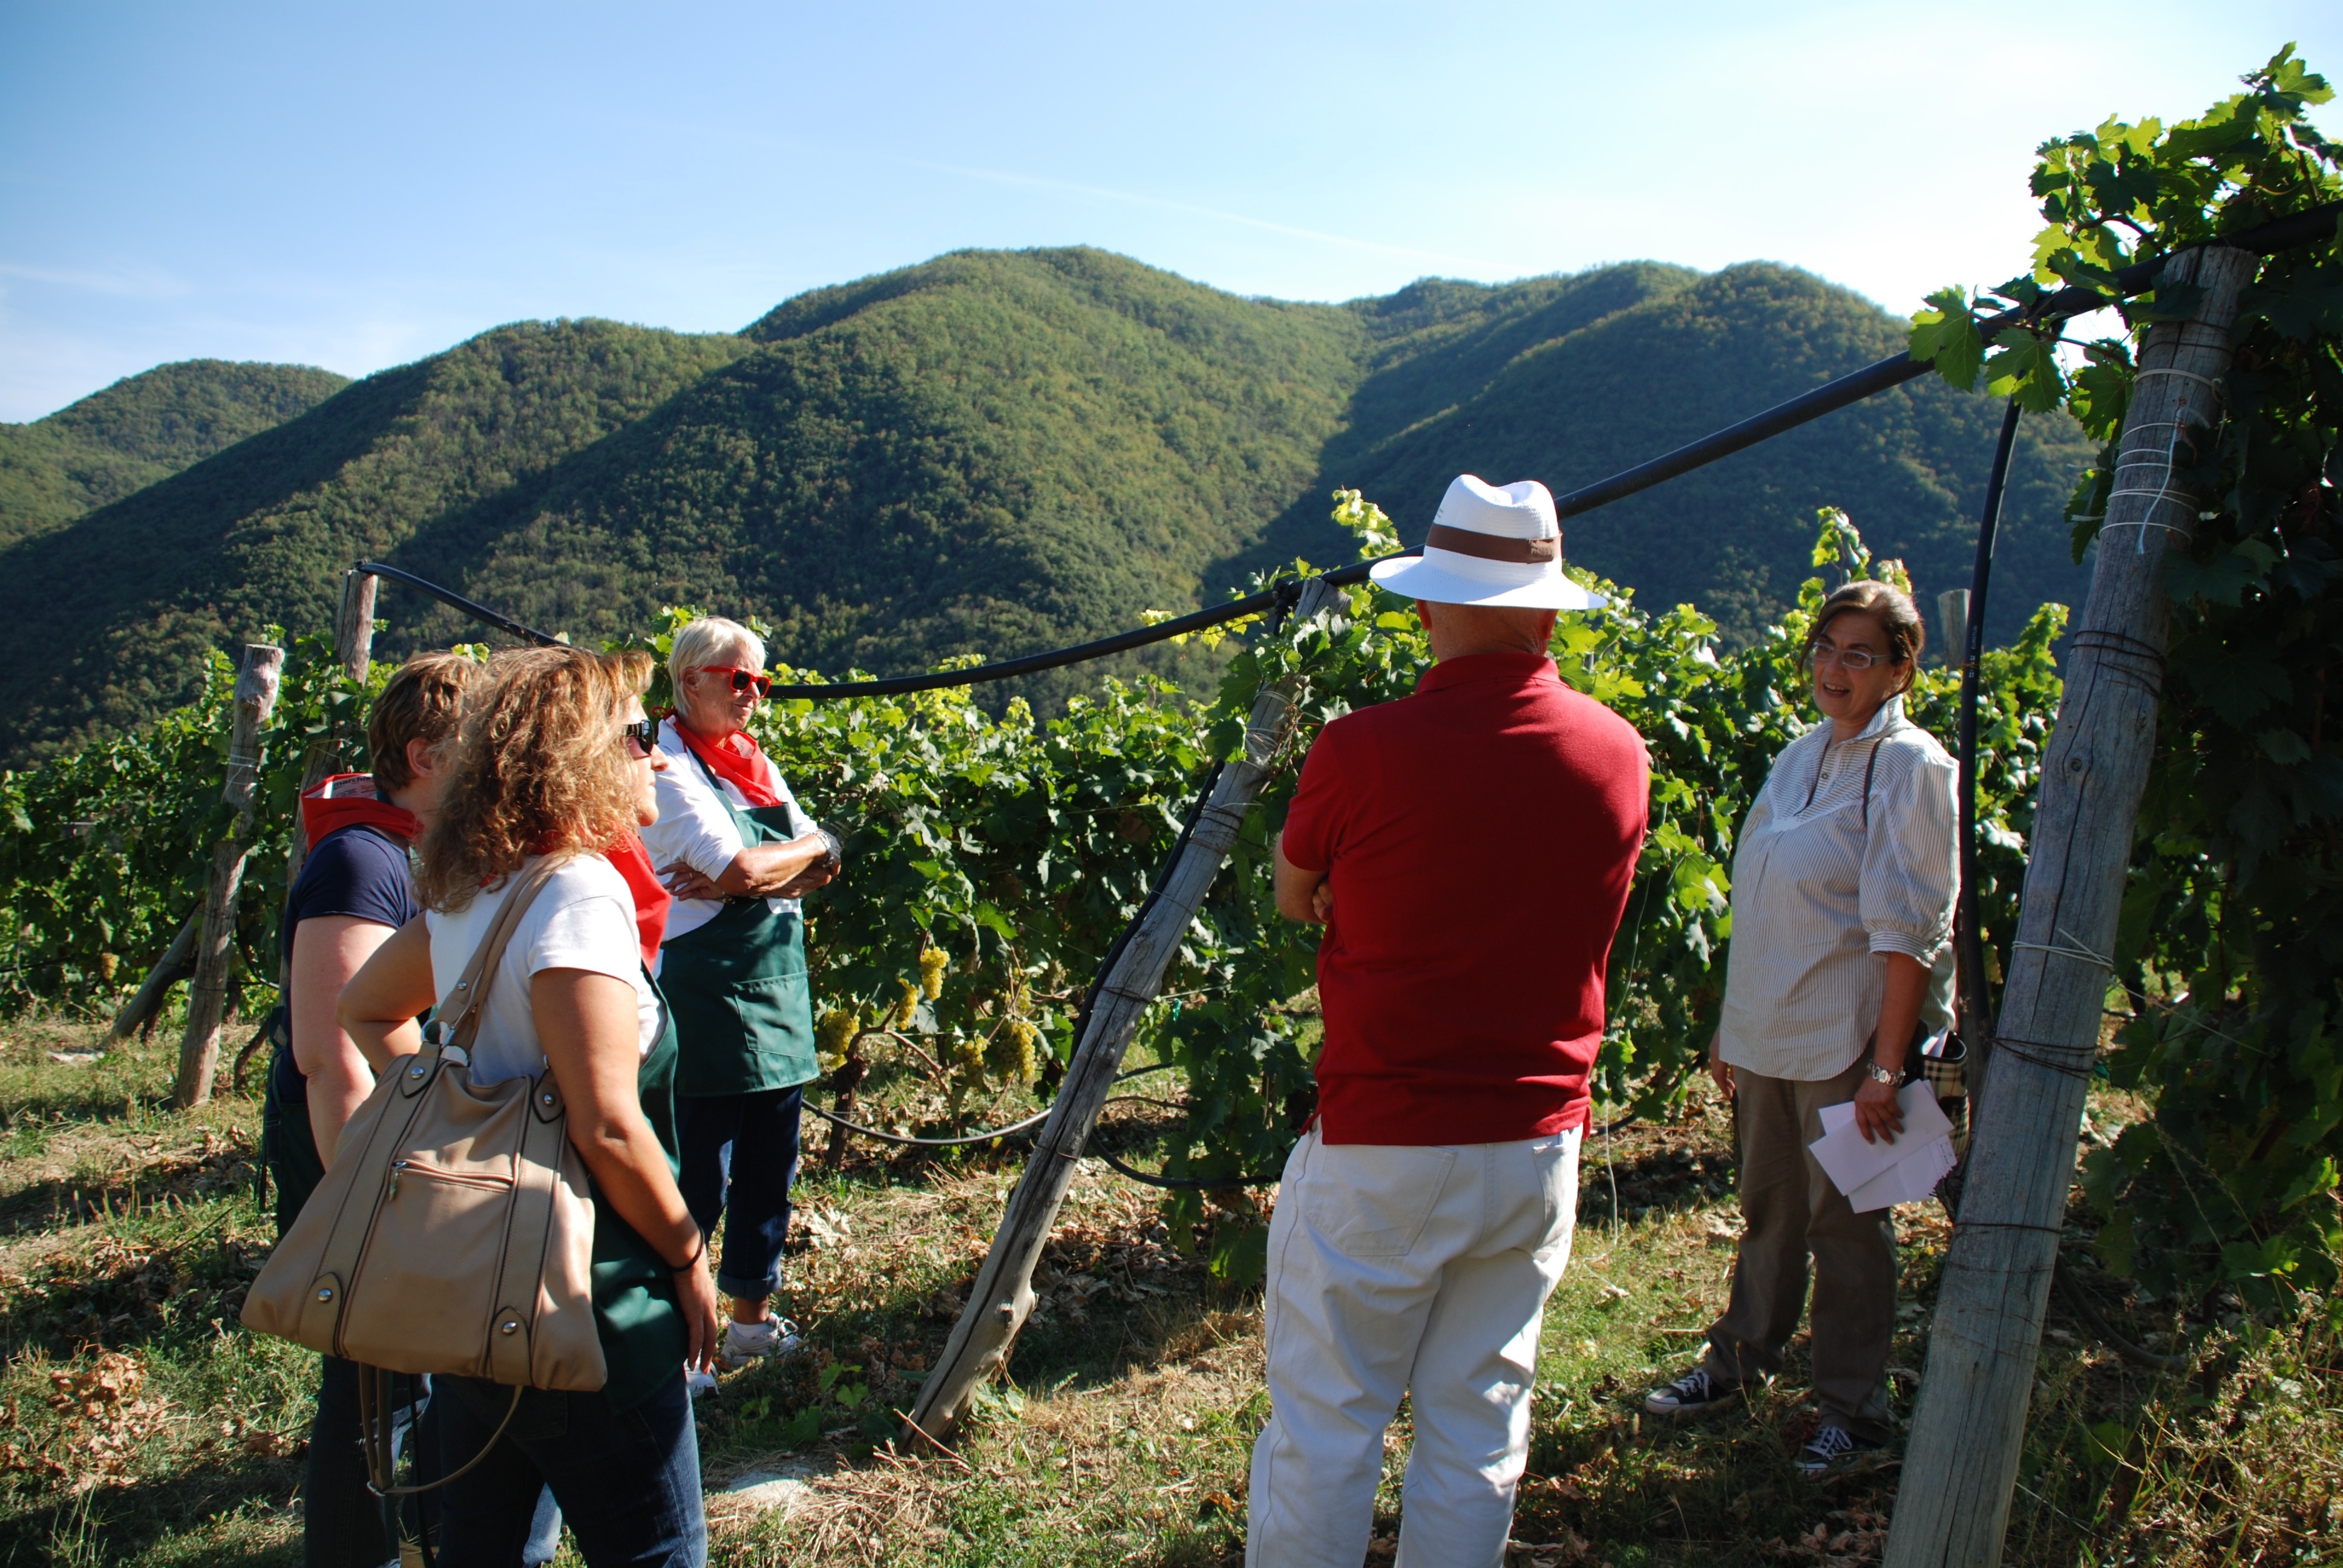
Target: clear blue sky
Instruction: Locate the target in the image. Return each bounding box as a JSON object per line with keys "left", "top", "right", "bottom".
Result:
{"left": 3, "top": 1, "right": 2338, "bottom": 421}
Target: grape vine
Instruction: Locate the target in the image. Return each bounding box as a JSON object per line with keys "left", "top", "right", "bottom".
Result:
{"left": 1908, "top": 45, "right": 2343, "bottom": 1311}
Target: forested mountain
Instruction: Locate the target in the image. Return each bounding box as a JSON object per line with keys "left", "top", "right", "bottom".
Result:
{"left": 0, "top": 360, "right": 348, "bottom": 550}
{"left": 0, "top": 249, "right": 2094, "bottom": 760}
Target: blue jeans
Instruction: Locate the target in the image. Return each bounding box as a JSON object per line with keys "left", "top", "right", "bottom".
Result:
{"left": 677, "top": 1086, "right": 805, "bottom": 1301}
{"left": 433, "top": 1373, "right": 704, "bottom": 1568}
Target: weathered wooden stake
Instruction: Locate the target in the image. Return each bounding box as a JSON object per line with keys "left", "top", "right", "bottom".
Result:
{"left": 173, "top": 642, "right": 284, "bottom": 1108}
{"left": 907, "top": 577, "right": 1336, "bottom": 1442}
{"left": 283, "top": 569, "right": 380, "bottom": 893}
{"left": 1936, "top": 589, "right": 1969, "bottom": 673}
{"left": 109, "top": 912, "right": 202, "bottom": 1042}
{"left": 1884, "top": 243, "right": 2257, "bottom": 1568}
{"left": 221, "top": 570, "right": 382, "bottom": 1092}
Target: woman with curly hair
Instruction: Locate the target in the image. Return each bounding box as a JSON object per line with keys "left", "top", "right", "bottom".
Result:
{"left": 340, "top": 645, "right": 722, "bottom": 1568}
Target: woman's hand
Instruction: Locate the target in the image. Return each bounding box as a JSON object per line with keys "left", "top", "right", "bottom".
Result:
{"left": 773, "top": 859, "right": 836, "bottom": 899}
{"left": 660, "top": 863, "right": 726, "bottom": 903}
{"left": 1708, "top": 1031, "right": 1734, "bottom": 1100}
{"left": 673, "top": 1251, "right": 722, "bottom": 1372}
{"left": 1853, "top": 1075, "right": 1904, "bottom": 1145}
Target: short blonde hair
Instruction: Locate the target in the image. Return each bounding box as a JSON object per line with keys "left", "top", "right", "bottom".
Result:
{"left": 369, "top": 652, "right": 490, "bottom": 795}
{"left": 668, "top": 616, "right": 765, "bottom": 687}
{"left": 415, "top": 647, "right": 654, "bottom": 912}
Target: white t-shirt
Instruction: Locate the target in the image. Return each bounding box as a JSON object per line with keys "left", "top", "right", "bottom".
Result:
{"left": 424, "top": 855, "right": 664, "bottom": 1087}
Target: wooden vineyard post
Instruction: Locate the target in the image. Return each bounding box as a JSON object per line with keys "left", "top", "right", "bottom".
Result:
{"left": 283, "top": 569, "right": 379, "bottom": 891}
{"left": 1883, "top": 243, "right": 2258, "bottom": 1568}
{"left": 110, "top": 913, "right": 201, "bottom": 1044}
{"left": 1936, "top": 589, "right": 1968, "bottom": 675}
{"left": 173, "top": 642, "right": 284, "bottom": 1108}
{"left": 224, "top": 569, "right": 379, "bottom": 1092}
{"left": 907, "top": 576, "right": 1337, "bottom": 1443}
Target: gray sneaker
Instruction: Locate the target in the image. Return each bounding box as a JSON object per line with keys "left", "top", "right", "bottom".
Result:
{"left": 1643, "top": 1365, "right": 1740, "bottom": 1417}
{"left": 718, "top": 1316, "right": 805, "bottom": 1370}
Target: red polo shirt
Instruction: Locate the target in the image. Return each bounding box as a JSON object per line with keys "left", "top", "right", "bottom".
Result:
{"left": 1280, "top": 651, "right": 1648, "bottom": 1145}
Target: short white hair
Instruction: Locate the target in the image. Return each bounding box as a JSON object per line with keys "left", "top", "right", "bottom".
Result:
{"left": 668, "top": 616, "right": 766, "bottom": 685}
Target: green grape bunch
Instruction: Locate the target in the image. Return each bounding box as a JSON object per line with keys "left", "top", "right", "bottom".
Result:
{"left": 988, "top": 1018, "right": 1041, "bottom": 1087}
{"left": 815, "top": 1007, "right": 861, "bottom": 1075}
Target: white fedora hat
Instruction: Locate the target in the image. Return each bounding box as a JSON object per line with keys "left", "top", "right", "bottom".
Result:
{"left": 1369, "top": 474, "right": 1607, "bottom": 611}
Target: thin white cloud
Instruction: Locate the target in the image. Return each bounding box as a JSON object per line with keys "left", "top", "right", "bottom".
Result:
{"left": 907, "top": 156, "right": 1542, "bottom": 278}
{"left": 0, "top": 259, "right": 189, "bottom": 300}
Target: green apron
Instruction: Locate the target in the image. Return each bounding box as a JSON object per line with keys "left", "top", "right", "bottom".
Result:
{"left": 585, "top": 968, "right": 690, "bottom": 1413}
{"left": 659, "top": 748, "right": 820, "bottom": 1098}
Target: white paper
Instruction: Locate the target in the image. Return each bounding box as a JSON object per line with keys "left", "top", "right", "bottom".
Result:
{"left": 1809, "top": 1082, "right": 1953, "bottom": 1197}
{"left": 1845, "top": 1134, "right": 1958, "bottom": 1212}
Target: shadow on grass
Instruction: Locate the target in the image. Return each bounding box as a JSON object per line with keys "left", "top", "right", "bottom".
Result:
{"left": 0, "top": 1131, "right": 264, "bottom": 1246}
{"left": 0, "top": 1443, "right": 303, "bottom": 1567}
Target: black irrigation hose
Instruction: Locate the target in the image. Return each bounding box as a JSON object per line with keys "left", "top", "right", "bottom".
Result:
{"left": 804, "top": 1100, "right": 1053, "bottom": 1148}
{"left": 1955, "top": 399, "right": 2022, "bottom": 1070}
{"left": 355, "top": 562, "right": 564, "bottom": 648}
{"left": 778, "top": 570, "right": 1356, "bottom": 699}
{"left": 804, "top": 1063, "right": 1183, "bottom": 1151}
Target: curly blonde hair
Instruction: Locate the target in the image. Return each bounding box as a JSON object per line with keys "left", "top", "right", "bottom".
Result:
{"left": 415, "top": 646, "right": 654, "bottom": 912}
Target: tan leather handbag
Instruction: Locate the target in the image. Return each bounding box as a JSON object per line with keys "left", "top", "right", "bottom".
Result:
{"left": 243, "top": 855, "right": 608, "bottom": 1397}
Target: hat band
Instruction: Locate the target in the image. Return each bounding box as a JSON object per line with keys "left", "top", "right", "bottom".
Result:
{"left": 1424, "top": 523, "right": 1559, "bottom": 565}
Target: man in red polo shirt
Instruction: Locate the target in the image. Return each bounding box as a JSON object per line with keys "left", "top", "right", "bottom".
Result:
{"left": 1247, "top": 475, "right": 1649, "bottom": 1568}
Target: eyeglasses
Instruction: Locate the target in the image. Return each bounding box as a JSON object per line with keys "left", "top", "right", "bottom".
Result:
{"left": 619, "top": 718, "right": 658, "bottom": 758}
{"left": 1810, "top": 642, "right": 1893, "bottom": 671}
{"left": 697, "top": 665, "right": 772, "bottom": 697}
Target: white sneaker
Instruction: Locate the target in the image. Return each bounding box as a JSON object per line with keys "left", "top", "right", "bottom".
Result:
{"left": 719, "top": 1316, "right": 805, "bottom": 1369}
{"left": 684, "top": 1365, "right": 718, "bottom": 1398}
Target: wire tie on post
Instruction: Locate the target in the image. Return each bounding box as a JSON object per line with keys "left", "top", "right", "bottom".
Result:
{"left": 2133, "top": 367, "right": 2226, "bottom": 400}
{"left": 2010, "top": 924, "right": 2113, "bottom": 970}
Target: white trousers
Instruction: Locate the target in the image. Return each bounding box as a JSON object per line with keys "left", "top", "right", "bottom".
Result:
{"left": 1246, "top": 1126, "right": 1581, "bottom": 1568}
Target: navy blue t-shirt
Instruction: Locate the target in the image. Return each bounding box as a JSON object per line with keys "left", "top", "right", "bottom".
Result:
{"left": 272, "top": 824, "right": 420, "bottom": 1106}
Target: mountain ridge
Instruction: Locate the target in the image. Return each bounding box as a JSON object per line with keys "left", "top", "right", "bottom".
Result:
{"left": 0, "top": 248, "right": 2094, "bottom": 762}
{"left": 0, "top": 359, "right": 349, "bottom": 551}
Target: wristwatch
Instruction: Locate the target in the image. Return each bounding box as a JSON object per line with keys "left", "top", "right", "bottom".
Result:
{"left": 1865, "top": 1059, "right": 1899, "bottom": 1086}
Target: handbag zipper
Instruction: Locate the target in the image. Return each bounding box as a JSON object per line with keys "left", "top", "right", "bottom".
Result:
{"left": 387, "top": 1158, "right": 514, "bottom": 1199}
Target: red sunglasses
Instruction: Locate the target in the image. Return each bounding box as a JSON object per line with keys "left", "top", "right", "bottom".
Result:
{"left": 696, "top": 665, "right": 772, "bottom": 697}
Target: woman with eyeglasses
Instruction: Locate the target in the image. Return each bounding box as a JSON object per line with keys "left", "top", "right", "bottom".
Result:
{"left": 1643, "top": 580, "right": 1956, "bottom": 1478}
{"left": 638, "top": 615, "right": 839, "bottom": 1381}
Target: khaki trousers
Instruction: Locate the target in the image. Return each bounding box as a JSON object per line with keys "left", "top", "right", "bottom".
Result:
{"left": 1701, "top": 1056, "right": 1895, "bottom": 1441}
{"left": 1247, "top": 1128, "right": 1580, "bottom": 1568}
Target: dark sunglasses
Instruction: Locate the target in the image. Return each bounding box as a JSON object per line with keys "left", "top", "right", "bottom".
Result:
{"left": 699, "top": 664, "right": 773, "bottom": 697}
{"left": 619, "top": 717, "right": 659, "bottom": 758}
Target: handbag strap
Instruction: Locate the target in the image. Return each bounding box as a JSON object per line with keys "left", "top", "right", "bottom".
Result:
{"left": 297, "top": 854, "right": 574, "bottom": 1356}
{"left": 428, "top": 855, "right": 572, "bottom": 1054}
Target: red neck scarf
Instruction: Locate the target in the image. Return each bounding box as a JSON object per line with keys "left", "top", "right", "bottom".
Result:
{"left": 301, "top": 774, "right": 421, "bottom": 847}
{"left": 669, "top": 714, "right": 783, "bottom": 809}
{"left": 602, "top": 835, "right": 671, "bottom": 970}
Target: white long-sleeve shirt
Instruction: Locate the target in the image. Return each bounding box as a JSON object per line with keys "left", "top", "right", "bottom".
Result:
{"left": 638, "top": 715, "right": 819, "bottom": 956}
{"left": 1716, "top": 694, "right": 1959, "bottom": 1082}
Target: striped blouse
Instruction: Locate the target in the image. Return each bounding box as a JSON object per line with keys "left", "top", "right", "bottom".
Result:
{"left": 1715, "top": 694, "right": 1959, "bottom": 1083}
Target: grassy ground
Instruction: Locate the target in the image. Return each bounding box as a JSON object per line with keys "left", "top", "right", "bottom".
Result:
{"left": 0, "top": 1010, "right": 2336, "bottom": 1567}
